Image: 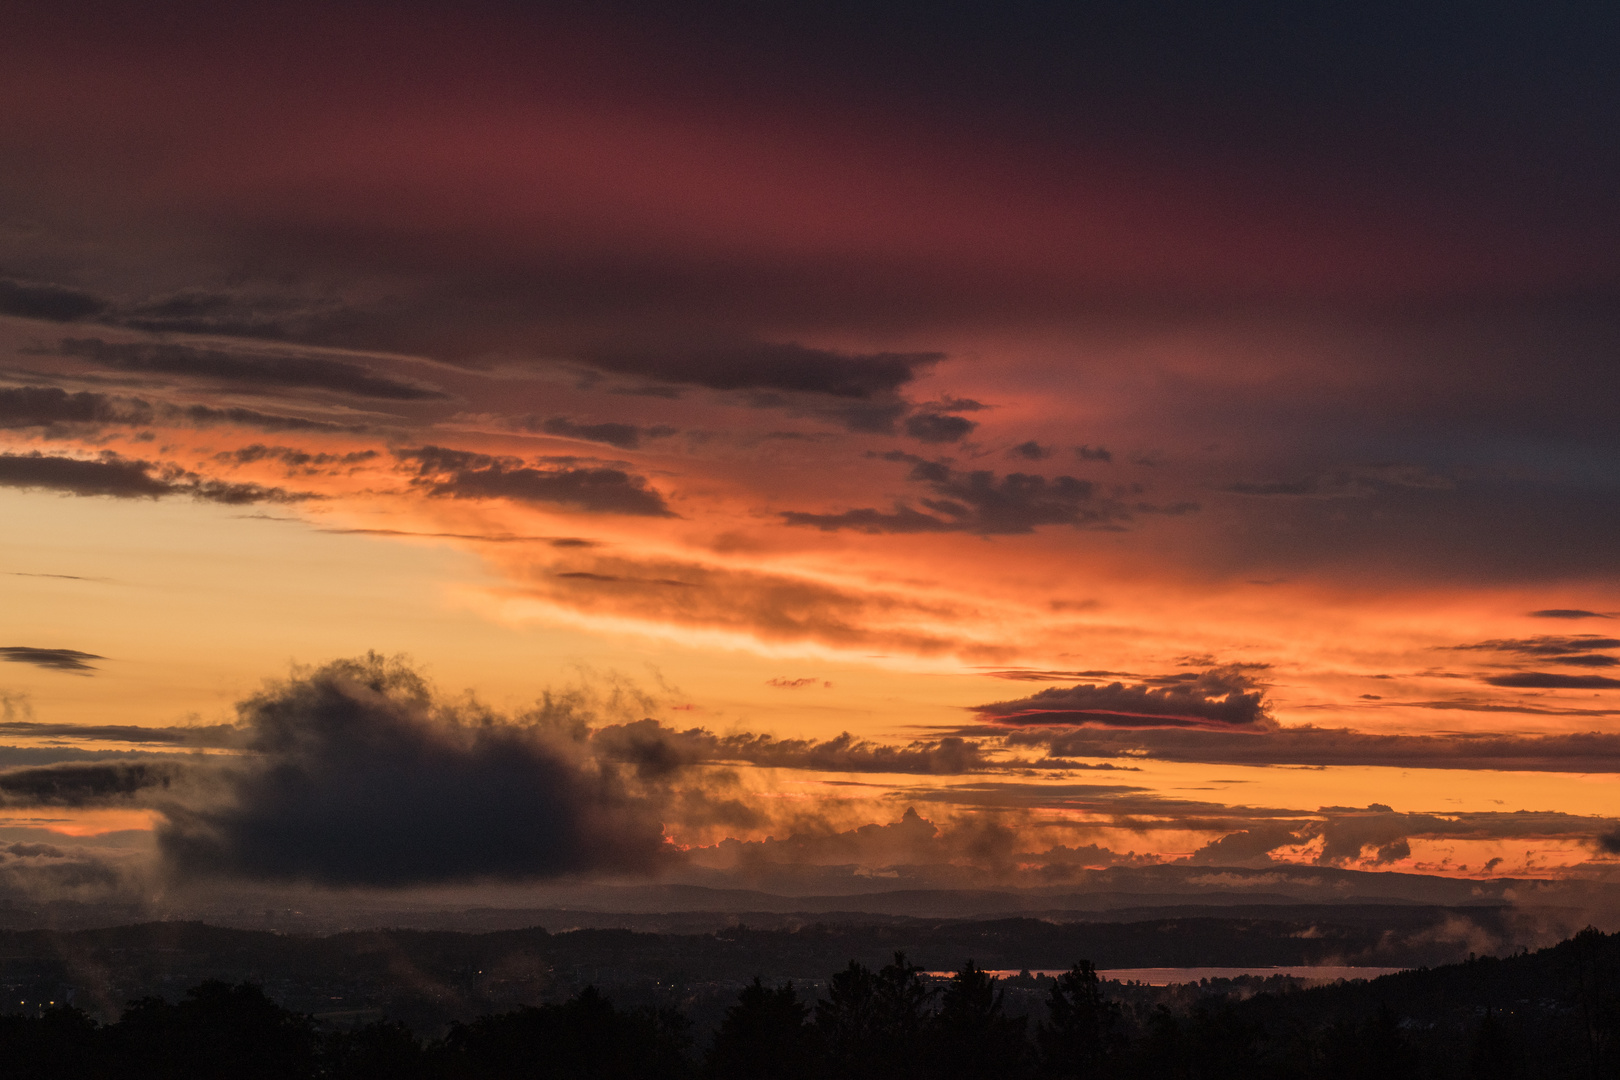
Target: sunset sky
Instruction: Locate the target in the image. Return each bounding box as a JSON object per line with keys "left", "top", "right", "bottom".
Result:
{"left": 1, "top": 1, "right": 1618, "bottom": 905}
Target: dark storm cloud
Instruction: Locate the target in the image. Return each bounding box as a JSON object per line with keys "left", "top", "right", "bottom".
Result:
{"left": 0, "top": 386, "right": 153, "bottom": 428}
{"left": 59, "top": 338, "right": 447, "bottom": 401}
{"left": 1184, "top": 823, "right": 1302, "bottom": 866}
{"left": 1184, "top": 812, "right": 1399, "bottom": 868}
{"left": 818, "top": 399, "right": 910, "bottom": 434}
{"left": 783, "top": 459, "right": 1122, "bottom": 535}
{"left": 579, "top": 342, "right": 941, "bottom": 398}
{"left": 0, "top": 762, "right": 181, "bottom": 807}
{"left": 902, "top": 412, "right": 977, "bottom": 444}
{"left": 157, "top": 655, "right": 670, "bottom": 885}
{"left": 397, "top": 445, "right": 673, "bottom": 516}
{"left": 0, "top": 453, "right": 171, "bottom": 498}
{"left": 929, "top": 397, "right": 989, "bottom": 413}
{"left": 0, "top": 452, "right": 312, "bottom": 504}
{"left": 0, "top": 279, "right": 108, "bottom": 322}
{"left": 1484, "top": 672, "right": 1620, "bottom": 690}
{"left": 1316, "top": 817, "right": 1413, "bottom": 866}
{"left": 975, "top": 666, "right": 1269, "bottom": 728}
{"left": 591, "top": 719, "right": 990, "bottom": 777}
{"left": 999, "top": 725, "right": 1620, "bottom": 772}
{"left": 0, "top": 647, "right": 103, "bottom": 672}
{"left": 522, "top": 415, "right": 677, "bottom": 450}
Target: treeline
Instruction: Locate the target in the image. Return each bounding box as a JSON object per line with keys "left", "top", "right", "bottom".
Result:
{"left": 5, "top": 931, "right": 1620, "bottom": 1079}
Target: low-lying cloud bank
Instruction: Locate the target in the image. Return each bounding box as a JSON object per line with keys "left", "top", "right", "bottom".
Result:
{"left": 974, "top": 666, "right": 1271, "bottom": 728}
{"left": 2, "top": 655, "right": 1620, "bottom": 898}
{"left": 996, "top": 725, "right": 1620, "bottom": 772}
{"left": 592, "top": 720, "right": 989, "bottom": 777}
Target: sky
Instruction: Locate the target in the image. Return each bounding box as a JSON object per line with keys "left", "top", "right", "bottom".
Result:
{"left": 1, "top": 1, "right": 1619, "bottom": 908}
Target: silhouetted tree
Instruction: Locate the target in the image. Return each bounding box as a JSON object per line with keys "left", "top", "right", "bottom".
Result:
{"left": 1132, "top": 1006, "right": 1187, "bottom": 1080}
{"left": 1183, "top": 1001, "right": 1263, "bottom": 1080}
{"left": 1568, "top": 926, "right": 1620, "bottom": 1080}
{"left": 438, "top": 985, "right": 691, "bottom": 1080}
{"left": 0, "top": 1004, "right": 106, "bottom": 1080}
{"left": 1317, "top": 1005, "right": 1417, "bottom": 1080}
{"left": 708, "top": 978, "right": 820, "bottom": 1080}
{"left": 324, "top": 1019, "right": 431, "bottom": 1080}
{"left": 817, "top": 952, "right": 935, "bottom": 1080}
{"left": 1038, "top": 961, "right": 1120, "bottom": 1078}
{"left": 928, "top": 960, "right": 1029, "bottom": 1080}
{"left": 1468, "top": 1008, "right": 1524, "bottom": 1080}
{"left": 818, "top": 960, "right": 885, "bottom": 1080}
{"left": 108, "top": 980, "right": 318, "bottom": 1080}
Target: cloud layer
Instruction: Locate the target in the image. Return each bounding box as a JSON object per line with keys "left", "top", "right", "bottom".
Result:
{"left": 0, "top": 2, "right": 1618, "bottom": 890}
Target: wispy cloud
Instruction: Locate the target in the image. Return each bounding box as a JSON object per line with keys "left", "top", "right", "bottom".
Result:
{"left": 0, "top": 647, "right": 104, "bottom": 673}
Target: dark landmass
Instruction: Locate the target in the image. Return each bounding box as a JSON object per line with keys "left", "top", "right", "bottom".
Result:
{"left": 0, "top": 904, "right": 1564, "bottom": 1031}
{"left": 4, "top": 927, "right": 1620, "bottom": 1077}
{"left": 3, "top": 860, "right": 1614, "bottom": 936}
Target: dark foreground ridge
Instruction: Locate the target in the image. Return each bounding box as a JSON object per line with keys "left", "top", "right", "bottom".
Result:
{"left": 4, "top": 926, "right": 1620, "bottom": 1077}
{"left": 0, "top": 906, "right": 1551, "bottom": 1027}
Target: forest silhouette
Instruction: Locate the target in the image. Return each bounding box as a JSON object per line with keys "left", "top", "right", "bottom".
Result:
{"left": 5, "top": 928, "right": 1620, "bottom": 1078}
